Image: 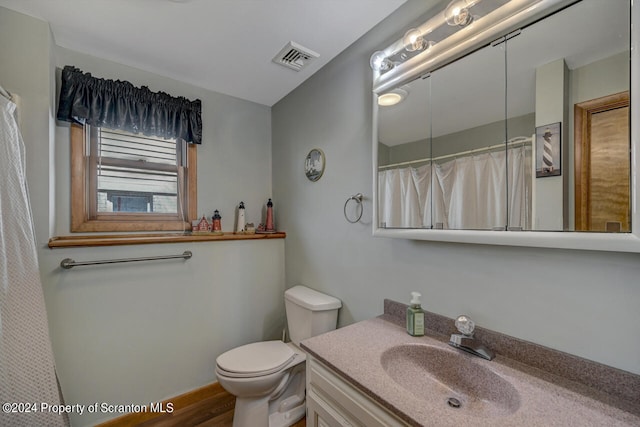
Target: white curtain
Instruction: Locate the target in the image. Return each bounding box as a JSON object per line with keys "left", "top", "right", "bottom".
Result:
{"left": 0, "top": 95, "right": 67, "bottom": 426}
{"left": 378, "top": 168, "right": 421, "bottom": 228}
{"left": 411, "top": 164, "right": 446, "bottom": 229}
{"left": 378, "top": 145, "right": 531, "bottom": 230}
{"left": 507, "top": 145, "right": 532, "bottom": 230}
{"left": 435, "top": 150, "right": 510, "bottom": 229}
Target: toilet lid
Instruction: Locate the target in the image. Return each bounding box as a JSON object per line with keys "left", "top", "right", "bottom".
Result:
{"left": 216, "top": 341, "right": 295, "bottom": 377}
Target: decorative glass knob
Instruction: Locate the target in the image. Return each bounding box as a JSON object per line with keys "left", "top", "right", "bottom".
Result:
{"left": 455, "top": 315, "right": 475, "bottom": 336}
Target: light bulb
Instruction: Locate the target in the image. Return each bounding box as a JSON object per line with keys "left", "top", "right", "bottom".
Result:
{"left": 369, "top": 50, "right": 393, "bottom": 71}
{"left": 445, "top": 0, "right": 476, "bottom": 27}
{"left": 403, "top": 28, "right": 425, "bottom": 52}
{"left": 377, "top": 88, "right": 408, "bottom": 106}
{"left": 378, "top": 93, "right": 402, "bottom": 106}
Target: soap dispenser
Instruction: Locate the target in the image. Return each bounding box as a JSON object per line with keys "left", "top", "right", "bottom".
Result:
{"left": 406, "top": 292, "right": 425, "bottom": 336}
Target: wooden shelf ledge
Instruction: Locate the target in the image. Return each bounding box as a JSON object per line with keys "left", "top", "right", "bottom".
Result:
{"left": 48, "top": 232, "right": 286, "bottom": 248}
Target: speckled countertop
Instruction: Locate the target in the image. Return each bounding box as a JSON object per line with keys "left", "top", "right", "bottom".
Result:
{"left": 301, "top": 309, "right": 640, "bottom": 426}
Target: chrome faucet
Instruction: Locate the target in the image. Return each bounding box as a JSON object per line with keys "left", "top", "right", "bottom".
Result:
{"left": 449, "top": 315, "right": 495, "bottom": 361}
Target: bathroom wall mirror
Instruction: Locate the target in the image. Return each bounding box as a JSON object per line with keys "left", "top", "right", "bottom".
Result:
{"left": 373, "top": 0, "right": 640, "bottom": 252}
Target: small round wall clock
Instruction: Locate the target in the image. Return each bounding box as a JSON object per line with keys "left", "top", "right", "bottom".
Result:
{"left": 305, "top": 148, "right": 325, "bottom": 182}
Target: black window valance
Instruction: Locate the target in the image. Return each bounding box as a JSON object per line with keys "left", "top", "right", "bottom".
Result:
{"left": 56, "top": 65, "right": 202, "bottom": 144}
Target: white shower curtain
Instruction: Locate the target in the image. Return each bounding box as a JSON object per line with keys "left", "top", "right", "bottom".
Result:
{"left": 0, "top": 95, "right": 67, "bottom": 426}
{"left": 411, "top": 164, "right": 445, "bottom": 229}
{"left": 378, "top": 168, "right": 421, "bottom": 227}
{"left": 379, "top": 145, "right": 531, "bottom": 230}
{"left": 507, "top": 145, "right": 532, "bottom": 230}
{"left": 436, "top": 152, "right": 506, "bottom": 230}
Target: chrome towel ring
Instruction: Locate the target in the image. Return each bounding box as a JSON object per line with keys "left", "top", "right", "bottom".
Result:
{"left": 344, "top": 193, "right": 364, "bottom": 223}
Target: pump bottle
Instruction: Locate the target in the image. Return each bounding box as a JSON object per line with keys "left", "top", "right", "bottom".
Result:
{"left": 406, "top": 292, "right": 425, "bottom": 336}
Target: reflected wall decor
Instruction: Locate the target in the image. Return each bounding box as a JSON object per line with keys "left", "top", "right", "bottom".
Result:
{"left": 535, "top": 122, "right": 561, "bottom": 178}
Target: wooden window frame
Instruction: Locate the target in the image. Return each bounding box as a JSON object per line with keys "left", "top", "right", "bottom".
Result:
{"left": 70, "top": 123, "right": 197, "bottom": 232}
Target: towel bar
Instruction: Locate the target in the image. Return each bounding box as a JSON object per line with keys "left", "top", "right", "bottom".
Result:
{"left": 60, "top": 251, "right": 192, "bottom": 269}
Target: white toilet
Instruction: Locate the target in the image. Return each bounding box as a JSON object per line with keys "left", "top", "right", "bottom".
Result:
{"left": 215, "top": 285, "right": 342, "bottom": 427}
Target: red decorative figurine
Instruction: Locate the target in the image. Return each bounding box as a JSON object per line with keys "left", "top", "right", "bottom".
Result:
{"left": 212, "top": 210, "right": 222, "bottom": 232}
{"left": 257, "top": 198, "right": 276, "bottom": 233}
{"left": 265, "top": 198, "right": 275, "bottom": 232}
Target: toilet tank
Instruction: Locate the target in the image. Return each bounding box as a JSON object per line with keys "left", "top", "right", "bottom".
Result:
{"left": 285, "top": 285, "right": 342, "bottom": 346}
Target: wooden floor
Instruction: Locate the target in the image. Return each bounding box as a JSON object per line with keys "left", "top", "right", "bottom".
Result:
{"left": 134, "top": 386, "right": 306, "bottom": 427}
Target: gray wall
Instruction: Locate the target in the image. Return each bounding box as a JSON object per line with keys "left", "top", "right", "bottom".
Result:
{"left": 1, "top": 7, "right": 285, "bottom": 426}
{"left": 273, "top": 0, "right": 640, "bottom": 376}
{"left": 0, "top": 5, "right": 54, "bottom": 242}
{"left": 381, "top": 113, "right": 535, "bottom": 165}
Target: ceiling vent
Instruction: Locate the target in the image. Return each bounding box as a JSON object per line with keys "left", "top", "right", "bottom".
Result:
{"left": 272, "top": 41, "right": 320, "bottom": 72}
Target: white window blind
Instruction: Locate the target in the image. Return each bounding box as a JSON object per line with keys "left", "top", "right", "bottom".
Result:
{"left": 94, "top": 128, "right": 183, "bottom": 214}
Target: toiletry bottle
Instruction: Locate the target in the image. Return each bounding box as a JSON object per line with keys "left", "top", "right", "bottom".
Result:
{"left": 407, "top": 292, "right": 425, "bottom": 336}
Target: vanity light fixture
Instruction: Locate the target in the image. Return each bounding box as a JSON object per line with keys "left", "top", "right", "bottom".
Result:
{"left": 378, "top": 88, "right": 408, "bottom": 106}
{"left": 369, "top": 0, "right": 483, "bottom": 71}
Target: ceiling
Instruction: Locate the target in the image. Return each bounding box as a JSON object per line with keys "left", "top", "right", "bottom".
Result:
{"left": 0, "top": 0, "right": 406, "bottom": 106}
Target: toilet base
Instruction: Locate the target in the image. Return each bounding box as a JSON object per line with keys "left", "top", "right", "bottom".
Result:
{"left": 232, "top": 362, "right": 306, "bottom": 427}
{"left": 268, "top": 398, "right": 305, "bottom": 427}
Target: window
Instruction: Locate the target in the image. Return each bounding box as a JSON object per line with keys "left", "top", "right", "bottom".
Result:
{"left": 70, "top": 124, "right": 197, "bottom": 232}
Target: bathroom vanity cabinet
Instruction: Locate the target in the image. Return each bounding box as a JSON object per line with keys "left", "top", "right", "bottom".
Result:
{"left": 302, "top": 309, "right": 640, "bottom": 427}
{"left": 306, "top": 356, "right": 407, "bottom": 427}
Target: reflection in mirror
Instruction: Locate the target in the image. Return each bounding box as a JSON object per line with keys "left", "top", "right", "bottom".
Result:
{"left": 375, "top": 0, "right": 630, "bottom": 234}
{"left": 430, "top": 43, "right": 509, "bottom": 230}
{"left": 377, "top": 75, "right": 431, "bottom": 229}
{"left": 506, "top": 0, "right": 630, "bottom": 232}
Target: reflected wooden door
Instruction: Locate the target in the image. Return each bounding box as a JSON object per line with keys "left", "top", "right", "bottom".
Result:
{"left": 575, "top": 91, "right": 630, "bottom": 232}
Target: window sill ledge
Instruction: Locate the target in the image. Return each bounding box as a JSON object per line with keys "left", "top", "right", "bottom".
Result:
{"left": 48, "top": 232, "right": 286, "bottom": 248}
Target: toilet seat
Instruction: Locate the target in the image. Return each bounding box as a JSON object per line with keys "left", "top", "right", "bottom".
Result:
{"left": 216, "top": 340, "right": 296, "bottom": 378}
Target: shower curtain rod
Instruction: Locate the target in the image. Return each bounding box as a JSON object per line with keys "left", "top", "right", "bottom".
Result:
{"left": 379, "top": 136, "right": 532, "bottom": 170}
{"left": 60, "top": 251, "right": 193, "bottom": 269}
